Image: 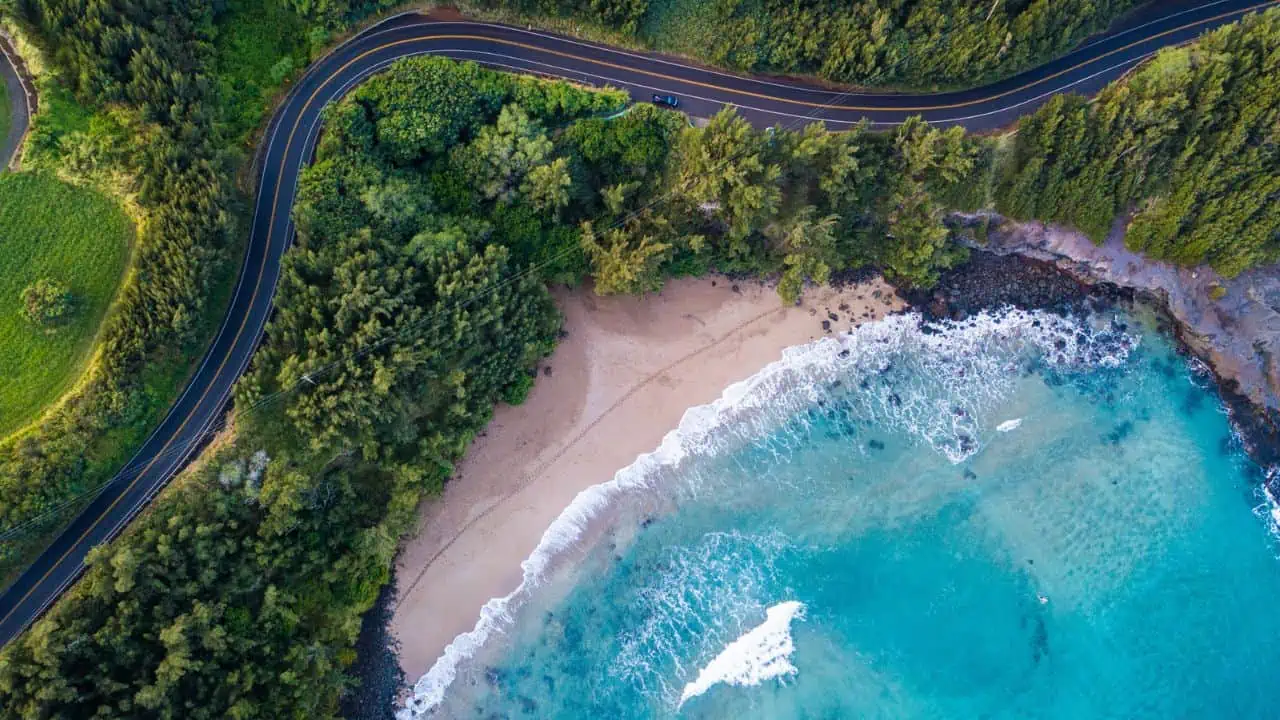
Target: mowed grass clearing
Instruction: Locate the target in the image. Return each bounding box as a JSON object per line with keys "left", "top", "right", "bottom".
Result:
{"left": 0, "top": 172, "right": 132, "bottom": 436}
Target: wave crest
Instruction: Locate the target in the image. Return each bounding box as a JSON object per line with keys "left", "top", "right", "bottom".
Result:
{"left": 677, "top": 601, "right": 807, "bottom": 709}
{"left": 398, "top": 309, "right": 1138, "bottom": 717}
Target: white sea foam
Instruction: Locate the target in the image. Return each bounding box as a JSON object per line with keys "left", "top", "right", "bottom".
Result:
{"left": 398, "top": 309, "right": 1139, "bottom": 717}
{"left": 676, "top": 601, "right": 806, "bottom": 709}
{"left": 612, "top": 530, "right": 787, "bottom": 701}
{"left": 997, "top": 418, "right": 1024, "bottom": 433}
{"left": 1256, "top": 469, "right": 1280, "bottom": 543}
{"left": 395, "top": 348, "right": 820, "bottom": 717}
{"left": 805, "top": 309, "right": 1137, "bottom": 463}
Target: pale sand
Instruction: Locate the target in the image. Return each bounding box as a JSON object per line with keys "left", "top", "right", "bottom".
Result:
{"left": 390, "top": 274, "right": 905, "bottom": 681}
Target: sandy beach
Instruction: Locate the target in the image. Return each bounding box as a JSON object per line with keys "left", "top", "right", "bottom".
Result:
{"left": 390, "top": 274, "right": 904, "bottom": 682}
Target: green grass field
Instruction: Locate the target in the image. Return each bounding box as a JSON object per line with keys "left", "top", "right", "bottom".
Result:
{"left": 0, "top": 172, "right": 132, "bottom": 437}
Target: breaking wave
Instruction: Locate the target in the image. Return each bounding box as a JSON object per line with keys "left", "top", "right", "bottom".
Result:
{"left": 677, "top": 601, "right": 807, "bottom": 709}
{"left": 398, "top": 309, "right": 1138, "bottom": 717}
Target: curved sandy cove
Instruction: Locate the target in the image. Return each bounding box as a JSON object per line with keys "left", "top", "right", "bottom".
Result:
{"left": 389, "top": 275, "right": 904, "bottom": 688}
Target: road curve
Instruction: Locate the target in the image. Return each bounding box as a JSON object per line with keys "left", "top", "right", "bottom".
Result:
{"left": 1, "top": 0, "right": 1276, "bottom": 649}
{"left": 0, "top": 33, "right": 31, "bottom": 170}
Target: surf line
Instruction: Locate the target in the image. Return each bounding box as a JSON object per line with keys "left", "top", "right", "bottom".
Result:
{"left": 678, "top": 601, "right": 807, "bottom": 709}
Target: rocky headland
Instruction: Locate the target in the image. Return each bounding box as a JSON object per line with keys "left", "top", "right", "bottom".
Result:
{"left": 928, "top": 213, "right": 1280, "bottom": 473}
{"left": 345, "top": 219, "right": 1280, "bottom": 719}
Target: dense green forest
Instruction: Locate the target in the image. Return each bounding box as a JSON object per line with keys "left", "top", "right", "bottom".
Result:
{"left": 1, "top": 1, "right": 1278, "bottom": 717}
{"left": 0, "top": 0, "right": 239, "bottom": 580}
{"left": 634, "top": 0, "right": 1143, "bottom": 87}
{"left": 292, "top": 59, "right": 979, "bottom": 296}
{"left": 291, "top": 0, "right": 1141, "bottom": 88}
{"left": 0, "top": 55, "right": 978, "bottom": 716}
{"left": 996, "top": 9, "right": 1280, "bottom": 276}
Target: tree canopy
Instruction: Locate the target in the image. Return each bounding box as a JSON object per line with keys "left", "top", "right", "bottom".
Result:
{"left": 997, "top": 9, "right": 1280, "bottom": 276}
{"left": 0, "top": 54, "right": 982, "bottom": 716}
{"left": 5, "top": 7, "right": 1276, "bottom": 717}
{"left": 299, "top": 0, "right": 1141, "bottom": 89}
{"left": 651, "top": 0, "right": 1141, "bottom": 88}
{"left": 0, "top": 0, "right": 237, "bottom": 580}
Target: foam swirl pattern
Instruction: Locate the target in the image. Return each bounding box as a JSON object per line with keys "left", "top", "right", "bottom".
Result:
{"left": 410, "top": 309, "right": 1280, "bottom": 718}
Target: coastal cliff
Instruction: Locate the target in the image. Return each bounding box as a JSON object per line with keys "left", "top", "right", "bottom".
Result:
{"left": 957, "top": 212, "right": 1280, "bottom": 409}
{"left": 944, "top": 212, "right": 1280, "bottom": 464}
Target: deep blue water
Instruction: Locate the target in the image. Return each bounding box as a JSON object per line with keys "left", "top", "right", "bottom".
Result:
{"left": 403, "top": 309, "right": 1280, "bottom": 719}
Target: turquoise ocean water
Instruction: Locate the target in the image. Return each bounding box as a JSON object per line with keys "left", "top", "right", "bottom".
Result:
{"left": 401, "top": 308, "right": 1280, "bottom": 719}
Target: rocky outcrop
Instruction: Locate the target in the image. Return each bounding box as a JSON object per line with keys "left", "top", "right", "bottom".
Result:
{"left": 953, "top": 212, "right": 1280, "bottom": 416}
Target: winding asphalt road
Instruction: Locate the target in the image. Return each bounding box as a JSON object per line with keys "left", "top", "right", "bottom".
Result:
{"left": 0, "top": 36, "right": 31, "bottom": 170}
{"left": 0, "top": 0, "right": 1276, "bottom": 649}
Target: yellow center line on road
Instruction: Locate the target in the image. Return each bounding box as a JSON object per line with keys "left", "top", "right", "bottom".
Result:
{"left": 0, "top": 5, "right": 385, "bottom": 629}
{"left": 351, "top": 1, "right": 1275, "bottom": 113}
{"left": 4, "top": 0, "right": 1276, "bottom": 633}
